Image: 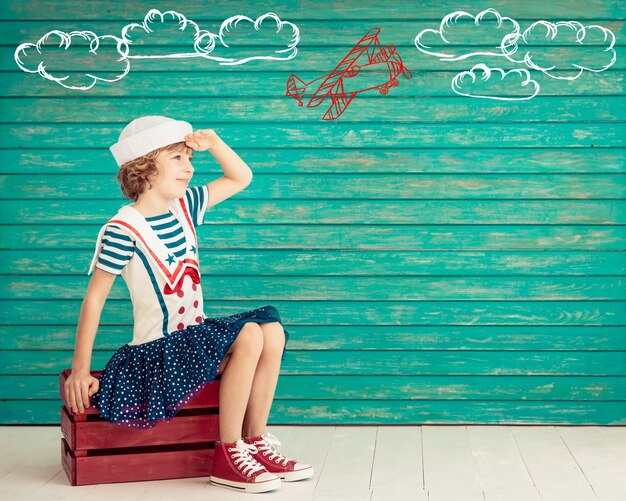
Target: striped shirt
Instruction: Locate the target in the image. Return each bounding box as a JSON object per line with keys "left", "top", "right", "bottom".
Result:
{"left": 96, "top": 185, "right": 209, "bottom": 275}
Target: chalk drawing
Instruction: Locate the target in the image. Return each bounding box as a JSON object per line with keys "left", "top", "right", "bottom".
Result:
{"left": 414, "top": 8, "right": 520, "bottom": 62}
{"left": 501, "top": 20, "right": 616, "bottom": 80}
{"left": 14, "top": 30, "right": 129, "bottom": 90}
{"left": 14, "top": 9, "right": 300, "bottom": 90}
{"left": 286, "top": 28, "right": 412, "bottom": 120}
{"left": 195, "top": 12, "right": 300, "bottom": 65}
{"left": 414, "top": 8, "right": 616, "bottom": 100}
{"left": 119, "top": 9, "right": 212, "bottom": 59}
{"left": 451, "top": 63, "right": 539, "bottom": 100}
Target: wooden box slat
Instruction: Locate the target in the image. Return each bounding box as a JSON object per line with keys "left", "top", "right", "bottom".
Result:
{"left": 59, "top": 368, "right": 220, "bottom": 416}
{"left": 60, "top": 405, "right": 220, "bottom": 450}
{"left": 61, "top": 437, "right": 214, "bottom": 486}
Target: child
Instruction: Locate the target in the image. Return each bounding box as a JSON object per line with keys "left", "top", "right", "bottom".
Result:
{"left": 64, "top": 116, "right": 313, "bottom": 493}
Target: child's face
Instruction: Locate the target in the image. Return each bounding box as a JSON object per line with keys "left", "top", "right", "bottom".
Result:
{"left": 150, "top": 146, "right": 195, "bottom": 199}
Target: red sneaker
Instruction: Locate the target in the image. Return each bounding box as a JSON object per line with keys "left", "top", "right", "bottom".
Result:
{"left": 244, "top": 432, "right": 314, "bottom": 482}
{"left": 210, "top": 438, "right": 281, "bottom": 493}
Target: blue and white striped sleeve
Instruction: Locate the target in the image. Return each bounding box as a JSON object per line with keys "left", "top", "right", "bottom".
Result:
{"left": 185, "top": 184, "right": 210, "bottom": 227}
{"left": 95, "top": 224, "right": 135, "bottom": 275}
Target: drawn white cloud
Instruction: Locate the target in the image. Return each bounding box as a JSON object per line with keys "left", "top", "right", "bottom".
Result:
{"left": 414, "top": 8, "right": 519, "bottom": 61}
{"left": 120, "top": 9, "right": 214, "bottom": 59}
{"left": 501, "top": 20, "right": 616, "bottom": 80}
{"left": 112, "top": 9, "right": 299, "bottom": 64}
{"left": 14, "top": 9, "right": 299, "bottom": 90}
{"left": 451, "top": 63, "right": 539, "bottom": 100}
{"left": 14, "top": 30, "right": 129, "bottom": 90}
{"left": 194, "top": 12, "right": 299, "bottom": 65}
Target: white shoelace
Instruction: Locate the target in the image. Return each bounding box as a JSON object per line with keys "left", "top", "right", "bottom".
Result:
{"left": 255, "top": 432, "right": 291, "bottom": 466}
{"left": 228, "top": 439, "right": 266, "bottom": 477}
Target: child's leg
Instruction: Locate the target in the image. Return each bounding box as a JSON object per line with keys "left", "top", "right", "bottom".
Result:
{"left": 242, "top": 322, "right": 286, "bottom": 437}
{"left": 238, "top": 324, "right": 315, "bottom": 483}
{"left": 217, "top": 322, "right": 264, "bottom": 443}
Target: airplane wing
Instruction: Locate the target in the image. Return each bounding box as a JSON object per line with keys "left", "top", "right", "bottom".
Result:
{"left": 322, "top": 78, "right": 356, "bottom": 121}
{"left": 308, "top": 27, "right": 381, "bottom": 108}
{"left": 370, "top": 45, "right": 395, "bottom": 64}
{"left": 363, "top": 31, "right": 382, "bottom": 64}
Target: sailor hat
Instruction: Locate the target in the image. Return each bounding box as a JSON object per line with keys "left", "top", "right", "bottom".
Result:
{"left": 110, "top": 116, "right": 193, "bottom": 167}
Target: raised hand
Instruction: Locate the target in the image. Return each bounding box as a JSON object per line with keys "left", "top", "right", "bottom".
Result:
{"left": 184, "top": 129, "right": 221, "bottom": 151}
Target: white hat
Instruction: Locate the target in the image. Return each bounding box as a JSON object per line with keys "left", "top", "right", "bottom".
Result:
{"left": 110, "top": 116, "right": 193, "bottom": 167}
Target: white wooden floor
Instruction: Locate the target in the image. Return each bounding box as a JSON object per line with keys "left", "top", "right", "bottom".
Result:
{"left": 1, "top": 425, "right": 625, "bottom": 501}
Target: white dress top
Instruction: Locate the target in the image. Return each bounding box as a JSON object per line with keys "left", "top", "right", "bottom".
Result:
{"left": 88, "top": 196, "right": 205, "bottom": 345}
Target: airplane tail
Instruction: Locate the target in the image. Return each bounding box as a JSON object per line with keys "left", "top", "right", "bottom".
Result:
{"left": 286, "top": 74, "right": 307, "bottom": 105}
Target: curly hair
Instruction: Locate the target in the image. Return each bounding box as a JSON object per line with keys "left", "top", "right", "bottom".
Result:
{"left": 116, "top": 141, "right": 193, "bottom": 201}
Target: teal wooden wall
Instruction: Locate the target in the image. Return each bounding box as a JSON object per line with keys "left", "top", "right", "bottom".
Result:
{"left": 1, "top": 0, "right": 625, "bottom": 425}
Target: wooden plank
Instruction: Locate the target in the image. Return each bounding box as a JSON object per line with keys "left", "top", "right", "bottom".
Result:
{"left": 65, "top": 439, "right": 214, "bottom": 486}
{"left": 267, "top": 425, "right": 334, "bottom": 501}
{"left": 511, "top": 426, "right": 599, "bottom": 501}
{"left": 61, "top": 407, "right": 220, "bottom": 450}
{"left": 4, "top": 275, "right": 626, "bottom": 301}
{"left": 3, "top": 250, "right": 625, "bottom": 277}
{"left": 268, "top": 401, "right": 626, "bottom": 425}
{"left": 0, "top": 426, "right": 77, "bottom": 497}
{"left": 2, "top": 298, "right": 625, "bottom": 326}
{"left": 2, "top": 199, "right": 626, "bottom": 224}
{"left": 2, "top": 0, "right": 624, "bottom": 20}
{"left": 3, "top": 374, "right": 626, "bottom": 401}
{"left": 4, "top": 173, "right": 626, "bottom": 199}
{"left": 274, "top": 375, "right": 626, "bottom": 401}
{"left": 314, "top": 426, "right": 376, "bottom": 500}
{"left": 422, "top": 425, "right": 484, "bottom": 500}
{"left": 86, "top": 445, "right": 211, "bottom": 487}
{"left": 369, "top": 426, "right": 427, "bottom": 500}
{"left": 2, "top": 70, "right": 625, "bottom": 98}
{"left": 2, "top": 400, "right": 625, "bottom": 425}
{"left": 3, "top": 324, "right": 626, "bottom": 351}
{"left": 1, "top": 148, "right": 624, "bottom": 174}
{"left": 557, "top": 426, "right": 626, "bottom": 501}
{"left": 2, "top": 123, "right": 625, "bottom": 149}
{"left": 466, "top": 426, "right": 540, "bottom": 501}
{"left": 4, "top": 349, "right": 626, "bottom": 376}
{"left": 2, "top": 96, "right": 626, "bottom": 122}
{"left": 2, "top": 225, "right": 624, "bottom": 251}
{"left": 6, "top": 20, "right": 626, "bottom": 46}
{"left": 4, "top": 45, "right": 626, "bottom": 71}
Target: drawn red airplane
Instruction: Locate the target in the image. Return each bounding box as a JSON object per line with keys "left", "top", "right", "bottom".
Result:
{"left": 286, "top": 28, "right": 412, "bottom": 120}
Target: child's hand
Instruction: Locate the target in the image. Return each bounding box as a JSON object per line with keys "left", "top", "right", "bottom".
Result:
{"left": 184, "top": 129, "right": 221, "bottom": 151}
{"left": 65, "top": 369, "right": 100, "bottom": 414}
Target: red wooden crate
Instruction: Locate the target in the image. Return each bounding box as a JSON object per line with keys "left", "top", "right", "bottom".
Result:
{"left": 59, "top": 368, "right": 221, "bottom": 486}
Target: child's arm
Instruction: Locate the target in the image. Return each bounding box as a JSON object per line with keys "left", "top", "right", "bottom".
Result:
{"left": 185, "top": 129, "right": 253, "bottom": 208}
{"left": 64, "top": 267, "right": 117, "bottom": 413}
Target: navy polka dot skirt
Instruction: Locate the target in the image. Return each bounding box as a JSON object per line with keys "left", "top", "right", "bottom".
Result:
{"left": 91, "top": 304, "right": 288, "bottom": 429}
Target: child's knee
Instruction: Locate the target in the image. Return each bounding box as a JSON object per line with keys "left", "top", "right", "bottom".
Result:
{"left": 233, "top": 322, "right": 264, "bottom": 356}
{"left": 260, "top": 322, "right": 286, "bottom": 357}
